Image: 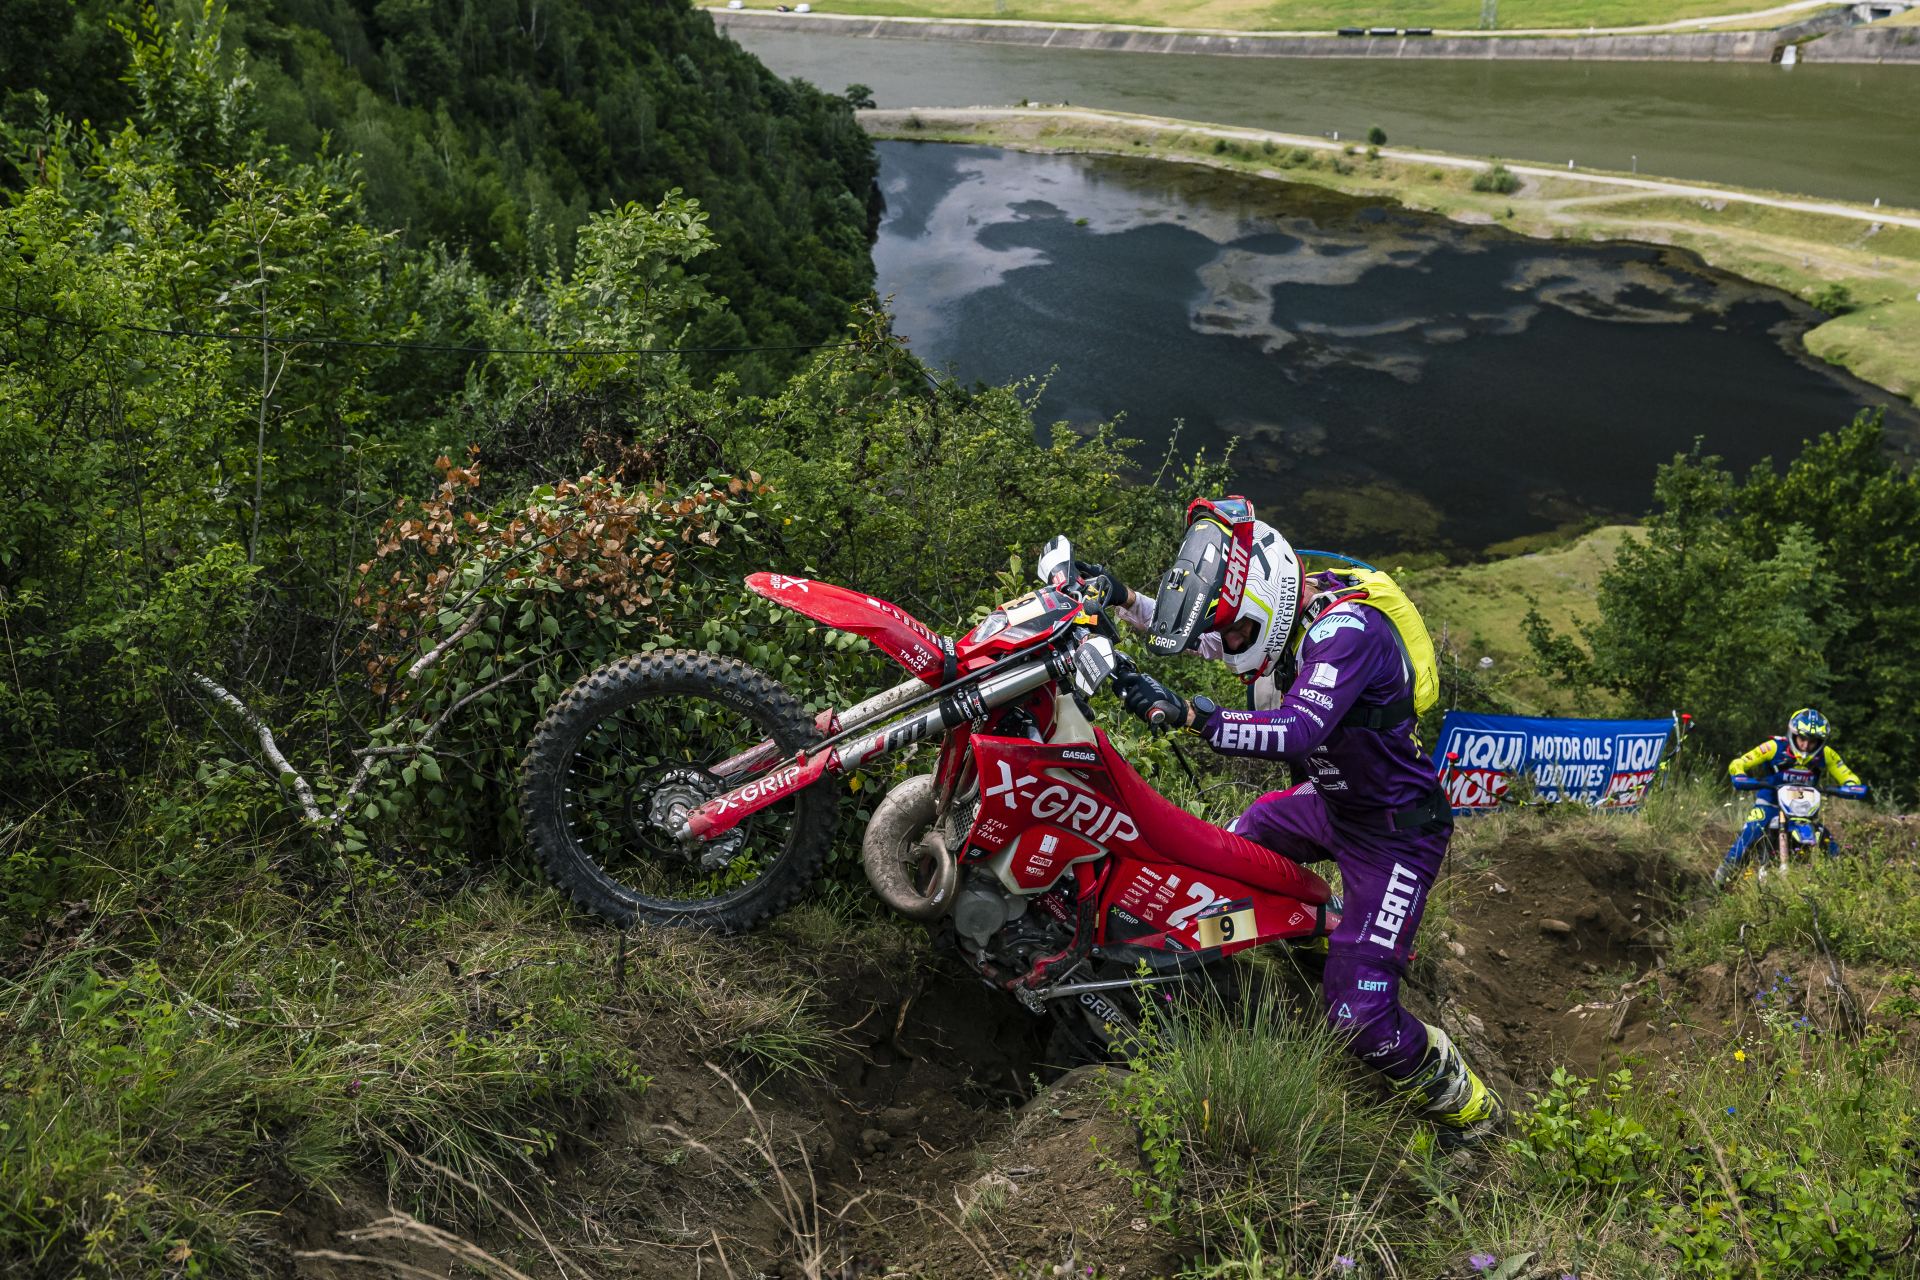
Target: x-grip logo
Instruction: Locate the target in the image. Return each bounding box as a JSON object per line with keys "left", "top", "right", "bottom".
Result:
{"left": 983, "top": 760, "right": 1138, "bottom": 845}
{"left": 985, "top": 760, "right": 1039, "bottom": 808}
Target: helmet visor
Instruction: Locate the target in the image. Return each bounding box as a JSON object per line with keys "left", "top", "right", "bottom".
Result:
{"left": 1186, "top": 495, "right": 1254, "bottom": 527}
{"left": 1147, "top": 517, "right": 1231, "bottom": 657}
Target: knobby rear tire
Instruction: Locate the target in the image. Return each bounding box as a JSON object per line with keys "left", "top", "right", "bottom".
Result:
{"left": 519, "top": 649, "right": 839, "bottom": 933}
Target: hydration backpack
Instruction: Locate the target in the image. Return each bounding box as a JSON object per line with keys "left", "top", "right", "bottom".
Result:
{"left": 1287, "top": 566, "right": 1440, "bottom": 727}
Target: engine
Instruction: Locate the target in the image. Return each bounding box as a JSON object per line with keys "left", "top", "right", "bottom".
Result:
{"left": 951, "top": 870, "right": 1075, "bottom": 979}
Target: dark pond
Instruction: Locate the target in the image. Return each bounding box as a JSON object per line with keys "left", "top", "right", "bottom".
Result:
{"left": 876, "top": 141, "right": 1919, "bottom": 553}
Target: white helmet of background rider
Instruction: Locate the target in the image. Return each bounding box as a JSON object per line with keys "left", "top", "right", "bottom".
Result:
{"left": 1145, "top": 496, "right": 1301, "bottom": 681}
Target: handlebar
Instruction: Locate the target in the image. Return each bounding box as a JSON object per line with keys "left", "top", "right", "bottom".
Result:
{"left": 1731, "top": 776, "right": 1866, "bottom": 798}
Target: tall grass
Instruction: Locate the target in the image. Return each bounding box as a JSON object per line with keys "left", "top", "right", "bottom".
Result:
{"left": 1104, "top": 992, "right": 1409, "bottom": 1273}
{"left": 1673, "top": 824, "right": 1920, "bottom": 967}
{"left": 0, "top": 883, "right": 652, "bottom": 1275}
{"left": 0, "top": 846, "right": 880, "bottom": 1279}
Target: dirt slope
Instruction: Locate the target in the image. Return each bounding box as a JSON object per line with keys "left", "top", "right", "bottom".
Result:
{"left": 288, "top": 808, "right": 1914, "bottom": 1277}
{"left": 1411, "top": 810, "right": 1700, "bottom": 1092}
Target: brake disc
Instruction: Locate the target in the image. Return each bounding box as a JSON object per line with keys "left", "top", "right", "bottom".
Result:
{"left": 642, "top": 766, "right": 745, "bottom": 873}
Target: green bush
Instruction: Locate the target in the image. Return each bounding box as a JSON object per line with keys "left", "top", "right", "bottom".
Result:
{"left": 1812, "top": 281, "right": 1858, "bottom": 314}
{"left": 1472, "top": 162, "right": 1521, "bottom": 194}
{"left": 1510, "top": 1068, "right": 1661, "bottom": 1194}
{"left": 1367, "top": 125, "right": 1388, "bottom": 146}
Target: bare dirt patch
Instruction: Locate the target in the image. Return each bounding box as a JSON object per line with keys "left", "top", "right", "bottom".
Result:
{"left": 1411, "top": 812, "right": 1699, "bottom": 1091}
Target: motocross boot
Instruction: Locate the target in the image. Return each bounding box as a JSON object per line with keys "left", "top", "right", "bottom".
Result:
{"left": 1393, "top": 1023, "right": 1505, "bottom": 1150}
{"left": 1711, "top": 857, "right": 1739, "bottom": 890}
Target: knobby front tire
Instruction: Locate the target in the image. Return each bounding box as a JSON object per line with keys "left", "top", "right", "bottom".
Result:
{"left": 519, "top": 650, "right": 839, "bottom": 933}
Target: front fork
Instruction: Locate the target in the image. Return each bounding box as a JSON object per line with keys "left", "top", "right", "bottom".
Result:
{"left": 678, "top": 651, "right": 1070, "bottom": 842}
{"left": 707, "top": 676, "right": 927, "bottom": 780}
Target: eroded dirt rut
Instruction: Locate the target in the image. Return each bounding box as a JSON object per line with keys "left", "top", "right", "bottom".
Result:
{"left": 1412, "top": 816, "right": 1700, "bottom": 1093}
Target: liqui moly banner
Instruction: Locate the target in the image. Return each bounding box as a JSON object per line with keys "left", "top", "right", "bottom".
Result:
{"left": 1434, "top": 712, "right": 1673, "bottom": 813}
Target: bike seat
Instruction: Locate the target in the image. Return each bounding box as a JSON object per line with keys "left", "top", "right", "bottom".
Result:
{"left": 1099, "top": 731, "right": 1331, "bottom": 905}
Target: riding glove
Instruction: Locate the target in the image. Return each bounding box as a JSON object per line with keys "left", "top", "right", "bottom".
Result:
{"left": 1113, "top": 670, "right": 1187, "bottom": 728}
{"left": 1079, "top": 564, "right": 1129, "bottom": 616}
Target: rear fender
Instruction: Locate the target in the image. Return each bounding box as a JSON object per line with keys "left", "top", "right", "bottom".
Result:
{"left": 747, "top": 573, "right": 952, "bottom": 685}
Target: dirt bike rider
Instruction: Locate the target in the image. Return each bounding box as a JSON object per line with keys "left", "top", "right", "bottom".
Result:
{"left": 1087, "top": 496, "right": 1504, "bottom": 1148}
{"left": 1711, "top": 708, "right": 1868, "bottom": 888}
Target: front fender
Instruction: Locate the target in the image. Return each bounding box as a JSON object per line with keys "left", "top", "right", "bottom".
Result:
{"left": 747, "top": 573, "right": 952, "bottom": 685}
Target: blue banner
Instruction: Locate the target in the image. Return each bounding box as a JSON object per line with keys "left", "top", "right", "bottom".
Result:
{"left": 1434, "top": 711, "right": 1674, "bottom": 813}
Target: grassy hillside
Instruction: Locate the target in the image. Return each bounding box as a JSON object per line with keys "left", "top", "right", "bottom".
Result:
{"left": 1401, "top": 525, "right": 1635, "bottom": 715}
{"left": 7, "top": 759, "right": 1915, "bottom": 1277}
{"left": 729, "top": 0, "right": 1822, "bottom": 32}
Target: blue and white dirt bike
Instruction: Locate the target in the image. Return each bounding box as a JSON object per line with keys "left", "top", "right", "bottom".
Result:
{"left": 1734, "top": 776, "right": 1854, "bottom": 882}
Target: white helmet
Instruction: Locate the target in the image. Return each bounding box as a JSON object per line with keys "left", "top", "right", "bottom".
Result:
{"left": 1146, "top": 496, "right": 1301, "bottom": 681}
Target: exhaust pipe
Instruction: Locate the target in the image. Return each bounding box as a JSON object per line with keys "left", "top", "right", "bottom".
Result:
{"left": 862, "top": 773, "right": 957, "bottom": 921}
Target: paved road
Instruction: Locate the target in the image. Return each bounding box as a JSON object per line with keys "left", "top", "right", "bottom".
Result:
{"left": 863, "top": 106, "right": 1920, "bottom": 226}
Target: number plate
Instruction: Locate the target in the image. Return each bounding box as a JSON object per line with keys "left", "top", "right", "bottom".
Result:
{"left": 1196, "top": 898, "right": 1256, "bottom": 949}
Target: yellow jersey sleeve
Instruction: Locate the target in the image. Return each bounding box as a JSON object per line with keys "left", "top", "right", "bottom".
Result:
{"left": 1821, "top": 746, "right": 1863, "bottom": 788}
{"left": 1729, "top": 739, "right": 1778, "bottom": 777}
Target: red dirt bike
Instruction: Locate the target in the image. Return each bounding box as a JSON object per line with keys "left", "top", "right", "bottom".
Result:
{"left": 520, "top": 538, "right": 1335, "bottom": 1056}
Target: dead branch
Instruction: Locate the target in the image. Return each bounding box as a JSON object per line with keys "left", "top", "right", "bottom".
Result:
{"left": 407, "top": 602, "right": 490, "bottom": 681}
{"left": 190, "top": 671, "right": 323, "bottom": 823}
{"left": 330, "top": 662, "right": 534, "bottom": 828}
{"left": 354, "top": 662, "right": 535, "bottom": 759}
{"left": 192, "top": 656, "right": 532, "bottom": 835}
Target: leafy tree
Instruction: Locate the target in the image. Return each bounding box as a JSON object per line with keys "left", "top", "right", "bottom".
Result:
{"left": 5, "top": 0, "right": 883, "bottom": 391}
{"left": 1529, "top": 414, "right": 1919, "bottom": 791}
{"left": 1527, "top": 452, "right": 1840, "bottom": 763}
{"left": 1726, "top": 412, "right": 1920, "bottom": 791}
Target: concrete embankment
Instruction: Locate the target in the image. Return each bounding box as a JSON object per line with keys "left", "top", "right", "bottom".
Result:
{"left": 1800, "top": 24, "right": 1920, "bottom": 59}
{"left": 712, "top": 10, "right": 1787, "bottom": 61}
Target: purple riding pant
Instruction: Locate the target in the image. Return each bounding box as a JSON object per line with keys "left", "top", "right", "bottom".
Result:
{"left": 1229, "top": 781, "right": 1450, "bottom": 1081}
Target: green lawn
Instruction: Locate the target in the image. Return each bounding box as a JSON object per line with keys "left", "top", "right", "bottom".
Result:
{"left": 758, "top": 0, "right": 1812, "bottom": 32}
{"left": 1401, "top": 525, "right": 1634, "bottom": 713}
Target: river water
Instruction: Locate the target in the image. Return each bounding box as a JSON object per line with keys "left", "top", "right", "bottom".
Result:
{"left": 874, "top": 141, "right": 1917, "bottom": 551}
{"left": 733, "top": 27, "right": 1920, "bottom": 207}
